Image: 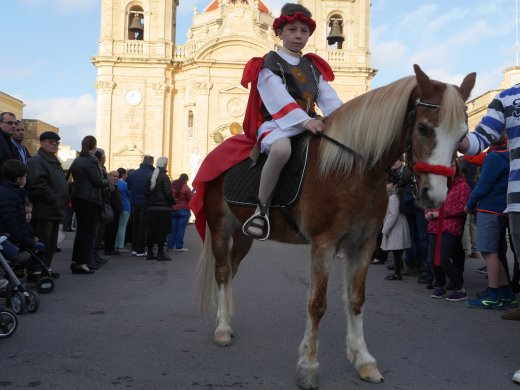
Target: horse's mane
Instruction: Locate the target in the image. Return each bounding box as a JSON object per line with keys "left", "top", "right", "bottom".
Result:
{"left": 318, "top": 76, "right": 418, "bottom": 176}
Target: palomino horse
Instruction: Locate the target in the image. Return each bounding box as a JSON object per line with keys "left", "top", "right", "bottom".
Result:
{"left": 196, "top": 65, "right": 475, "bottom": 389}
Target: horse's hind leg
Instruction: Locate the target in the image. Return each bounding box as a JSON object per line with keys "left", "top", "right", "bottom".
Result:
{"left": 342, "top": 239, "right": 384, "bottom": 383}
{"left": 296, "top": 243, "right": 333, "bottom": 390}
{"left": 213, "top": 227, "right": 253, "bottom": 346}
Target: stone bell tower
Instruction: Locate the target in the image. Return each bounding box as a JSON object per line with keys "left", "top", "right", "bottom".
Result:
{"left": 299, "top": 0, "right": 375, "bottom": 99}
{"left": 92, "top": 0, "right": 179, "bottom": 170}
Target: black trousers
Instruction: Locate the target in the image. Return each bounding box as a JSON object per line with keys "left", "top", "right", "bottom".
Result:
{"left": 429, "top": 233, "right": 464, "bottom": 290}
{"left": 31, "top": 219, "right": 59, "bottom": 267}
{"left": 104, "top": 213, "right": 120, "bottom": 253}
{"left": 131, "top": 204, "right": 148, "bottom": 253}
{"left": 146, "top": 209, "right": 172, "bottom": 255}
{"left": 72, "top": 198, "right": 101, "bottom": 265}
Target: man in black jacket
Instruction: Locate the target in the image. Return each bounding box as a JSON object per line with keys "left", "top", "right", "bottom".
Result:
{"left": 26, "top": 131, "right": 69, "bottom": 269}
{"left": 0, "top": 112, "right": 17, "bottom": 178}
{"left": 127, "top": 155, "right": 154, "bottom": 257}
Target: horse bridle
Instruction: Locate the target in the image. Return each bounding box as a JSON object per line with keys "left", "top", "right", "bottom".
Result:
{"left": 407, "top": 98, "right": 456, "bottom": 178}
{"left": 318, "top": 97, "right": 455, "bottom": 182}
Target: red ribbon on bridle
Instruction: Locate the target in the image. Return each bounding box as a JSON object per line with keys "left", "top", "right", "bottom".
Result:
{"left": 273, "top": 13, "right": 317, "bottom": 36}
{"left": 413, "top": 162, "right": 455, "bottom": 177}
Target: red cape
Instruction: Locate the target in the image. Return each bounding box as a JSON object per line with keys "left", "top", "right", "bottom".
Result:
{"left": 189, "top": 53, "right": 334, "bottom": 240}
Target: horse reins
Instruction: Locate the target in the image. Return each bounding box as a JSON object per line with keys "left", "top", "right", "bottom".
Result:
{"left": 317, "top": 97, "right": 455, "bottom": 181}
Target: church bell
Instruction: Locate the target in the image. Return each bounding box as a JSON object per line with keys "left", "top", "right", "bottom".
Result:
{"left": 129, "top": 14, "right": 144, "bottom": 33}
{"left": 327, "top": 20, "right": 344, "bottom": 46}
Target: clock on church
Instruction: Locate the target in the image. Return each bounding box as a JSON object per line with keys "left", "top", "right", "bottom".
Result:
{"left": 125, "top": 89, "right": 142, "bottom": 106}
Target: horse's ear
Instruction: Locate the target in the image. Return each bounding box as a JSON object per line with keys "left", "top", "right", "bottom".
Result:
{"left": 458, "top": 72, "right": 477, "bottom": 101}
{"left": 413, "top": 64, "right": 434, "bottom": 98}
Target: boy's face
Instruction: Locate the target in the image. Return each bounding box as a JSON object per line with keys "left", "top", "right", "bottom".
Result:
{"left": 25, "top": 207, "right": 32, "bottom": 223}
{"left": 16, "top": 174, "right": 27, "bottom": 188}
{"left": 277, "top": 20, "right": 311, "bottom": 53}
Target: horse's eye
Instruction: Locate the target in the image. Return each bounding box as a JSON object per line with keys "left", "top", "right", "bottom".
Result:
{"left": 417, "top": 123, "right": 429, "bottom": 136}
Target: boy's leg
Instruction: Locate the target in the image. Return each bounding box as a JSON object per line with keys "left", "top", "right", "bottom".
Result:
{"left": 244, "top": 138, "right": 291, "bottom": 238}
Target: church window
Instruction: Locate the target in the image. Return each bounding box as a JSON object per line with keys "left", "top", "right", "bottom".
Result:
{"left": 187, "top": 110, "right": 194, "bottom": 138}
{"left": 326, "top": 15, "right": 345, "bottom": 50}
{"left": 128, "top": 6, "right": 144, "bottom": 40}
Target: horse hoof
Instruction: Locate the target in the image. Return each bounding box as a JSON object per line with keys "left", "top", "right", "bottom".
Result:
{"left": 214, "top": 330, "right": 233, "bottom": 347}
{"left": 296, "top": 363, "right": 319, "bottom": 390}
{"left": 358, "top": 363, "right": 384, "bottom": 383}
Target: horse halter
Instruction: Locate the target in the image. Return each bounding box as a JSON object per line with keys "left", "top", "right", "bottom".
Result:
{"left": 408, "top": 98, "right": 456, "bottom": 178}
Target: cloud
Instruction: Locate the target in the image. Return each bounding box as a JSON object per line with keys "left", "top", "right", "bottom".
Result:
{"left": 372, "top": 40, "right": 407, "bottom": 68}
{"left": 22, "top": 94, "right": 96, "bottom": 150}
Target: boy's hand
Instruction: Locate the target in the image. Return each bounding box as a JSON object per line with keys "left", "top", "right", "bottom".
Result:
{"left": 304, "top": 118, "right": 324, "bottom": 134}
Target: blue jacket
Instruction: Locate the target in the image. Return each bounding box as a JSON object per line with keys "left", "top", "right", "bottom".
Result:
{"left": 0, "top": 181, "right": 35, "bottom": 248}
{"left": 117, "top": 178, "right": 131, "bottom": 213}
{"left": 127, "top": 163, "right": 154, "bottom": 206}
{"left": 466, "top": 145, "right": 509, "bottom": 214}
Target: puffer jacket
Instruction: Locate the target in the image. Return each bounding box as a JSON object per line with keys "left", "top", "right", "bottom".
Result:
{"left": 426, "top": 176, "right": 470, "bottom": 237}
{"left": 26, "top": 147, "right": 69, "bottom": 221}
{"left": 146, "top": 168, "right": 175, "bottom": 210}
{"left": 69, "top": 154, "right": 108, "bottom": 205}
{"left": 0, "top": 181, "right": 35, "bottom": 248}
{"left": 127, "top": 163, "right": 154, "bottom": 206}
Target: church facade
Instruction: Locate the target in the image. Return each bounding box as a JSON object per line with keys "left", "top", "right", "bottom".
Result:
{"left": 92, "top": 0, "right": 375, "bottom": 177}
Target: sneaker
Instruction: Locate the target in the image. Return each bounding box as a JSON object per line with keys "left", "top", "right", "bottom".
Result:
{"left": 499, "top": 287, "right": 518, "bottom": 308}
{"left": 173, "top": 248, "right": 189, "bottom": 252}
{"left": 132, "top": 251, "right": 137, "bottom": 256}
{"left": 446, "top": 289, "right": 468, "bottom": 302}
{"left": 156, "top": 253, "right": 172, "bottom": 261}
{"left": 513, "top": 369, "right": 520, "bottom": 384}
{"left": 466, "top": 291, "right": 503, "bottom": 309}
{"left": 135, "top": 252, "right": 146, "bottom": 257}
{"left": 475, "top": 266, "right": 487, "bottom": 275}
{"left": 502, "top": 309, "right": 520, "bottom": 320}
{"left": 430, "top": 287, "right": 446, "bottom": 299}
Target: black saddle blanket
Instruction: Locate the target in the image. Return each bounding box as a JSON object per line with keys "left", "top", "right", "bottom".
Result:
{"left": 224, "top": 136, "right": 310, "bottom": 207}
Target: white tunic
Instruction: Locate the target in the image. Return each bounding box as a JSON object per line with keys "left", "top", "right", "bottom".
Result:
{"left": 256, "top": 50, "right": 343, "bottom": 153}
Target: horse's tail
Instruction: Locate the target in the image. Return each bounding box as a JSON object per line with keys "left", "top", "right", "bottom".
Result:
{"left": 196, "top": 224, "right": 234, "bottom": 316}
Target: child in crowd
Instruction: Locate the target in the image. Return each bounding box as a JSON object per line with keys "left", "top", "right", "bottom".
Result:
{"left": 241, "top": 2, "right": 343, "bottom": 240}
{"left": 0, "top": 160, "right": 35, "bottom": 266}
{"left": 382, "top": 178, "right": 411, "bottom": 281}
{"left": 426, "top": 160, "right": 470, "bottom": 301}
{"left": 464, "top": 135, "right": 517, "bottom": 309}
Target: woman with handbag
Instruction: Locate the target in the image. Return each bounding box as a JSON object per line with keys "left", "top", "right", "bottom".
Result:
{"left": 68, "top": 136, "right": 108, "bottom": 274}
{"left": 145, "top": 157, "right": 175, "bottom": 261}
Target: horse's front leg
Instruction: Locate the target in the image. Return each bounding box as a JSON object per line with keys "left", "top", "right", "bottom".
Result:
{"left": 342, "top": 240, "right": 383, "bottom": 383}
{"left": 296, "top": 244, "right": 332, "bottom": 390}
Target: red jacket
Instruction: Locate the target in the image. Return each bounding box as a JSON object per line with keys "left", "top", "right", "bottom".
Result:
{"left": 426, "top": 176, "right": 470, "bottom": 237}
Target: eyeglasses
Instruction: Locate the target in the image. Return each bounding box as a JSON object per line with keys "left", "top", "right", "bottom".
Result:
{"left": 1, "top": 121, "right": 16, "bottom": 125}
{"left": 43, "top": 140, "right": 60, "bottom": 145}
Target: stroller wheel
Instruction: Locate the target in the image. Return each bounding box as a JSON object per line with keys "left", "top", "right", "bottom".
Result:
{"left": 11, "top": 292, "right": 26, "bottom": 315}
{"left": 26, "top": 291, "right": 40, "bottom": 313}
{"left": 37, "top": 277, "right": 55, "bottom": 294}
{"left": 0, "top": 309, "right": 18, "bottom": 338}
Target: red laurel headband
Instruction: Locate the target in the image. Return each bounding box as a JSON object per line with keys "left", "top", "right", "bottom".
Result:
{"left": 273, "top": 13, "right": 316, "bottom": 36}
{"left": 414, "top": 162, "right": 455, "bottom": 177}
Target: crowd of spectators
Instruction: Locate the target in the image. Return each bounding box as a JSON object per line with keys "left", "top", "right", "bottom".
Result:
{"left": 0, "top": 112, "right": 193, "bottom": 284}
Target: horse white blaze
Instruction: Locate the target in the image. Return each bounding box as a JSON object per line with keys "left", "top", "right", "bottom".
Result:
{"left": 426, "top": 123, "right": 465, "bottom": 205}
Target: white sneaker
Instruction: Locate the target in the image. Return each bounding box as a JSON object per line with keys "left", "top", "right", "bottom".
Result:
{"left": 513, "top": 369, "right": 520, "bottom": 383}
{"left": 132, "top": 251, "right": 137, "bottom": 256}
{"left": 135, "top": 252, "right": 146, "bottom": 257}
{"left": 174, "top": 248, "right": 189, "bottom": 252}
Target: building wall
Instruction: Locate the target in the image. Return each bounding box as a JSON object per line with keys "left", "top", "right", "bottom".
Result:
{"left": 94, "top": 0, "right": 375, "bottom": 178}
{"left": 0, "top": 92, "right": 24, "bottom": 120}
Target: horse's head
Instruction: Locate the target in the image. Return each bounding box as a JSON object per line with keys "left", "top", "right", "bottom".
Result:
{"left": 409, "top": 64, "right": 476, "bottom": 209}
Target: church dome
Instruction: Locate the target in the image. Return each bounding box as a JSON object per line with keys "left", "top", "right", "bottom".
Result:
{"left": 205, "top": 0, "right": 270, "bottom": 14}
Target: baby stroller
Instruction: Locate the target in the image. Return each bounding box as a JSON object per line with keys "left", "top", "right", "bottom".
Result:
{"left": 21, "top": 246, "right": 56, "bottom": 295}
{"left": 0, "top": 236, "right": 40, "bottom": 315}
{"left": 0, "top": 304, "right": 17, "bottom": 339}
